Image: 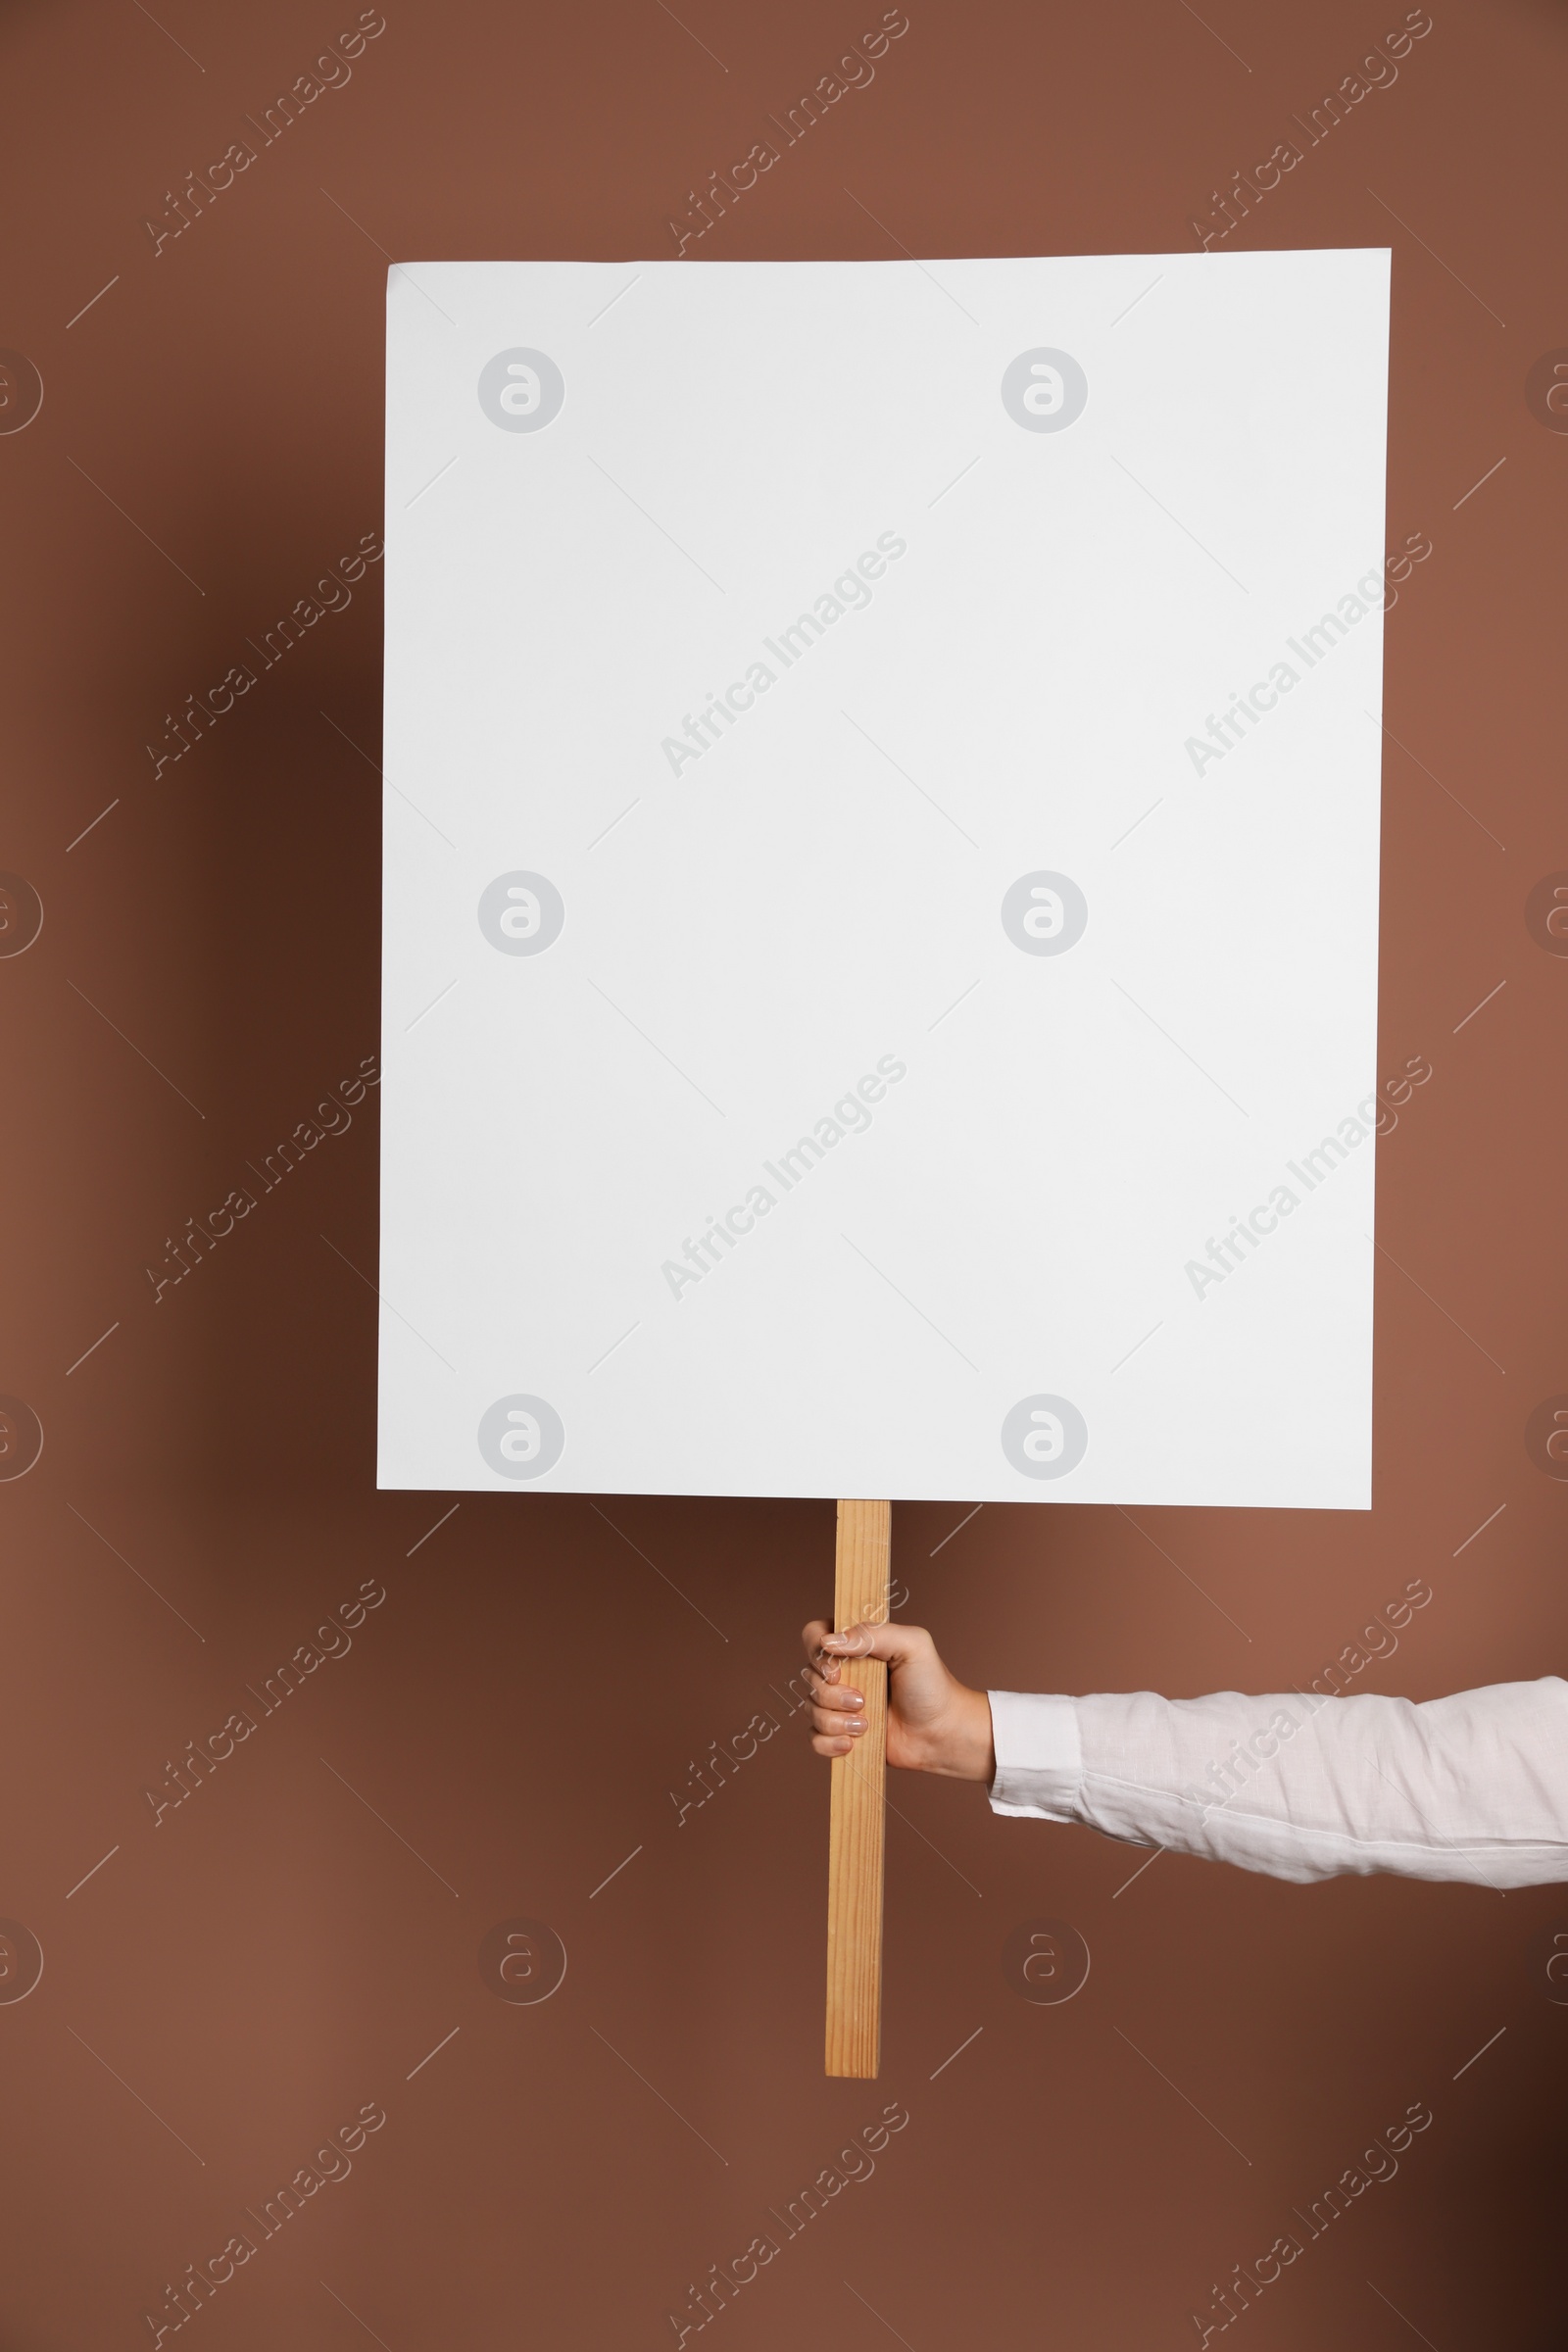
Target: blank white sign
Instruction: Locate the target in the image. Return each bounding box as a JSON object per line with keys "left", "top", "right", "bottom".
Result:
{"left": 378, "top": 250, "right": 1388, "bottom": 1507}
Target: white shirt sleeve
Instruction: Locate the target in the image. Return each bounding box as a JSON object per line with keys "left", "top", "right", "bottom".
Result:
{"left": 987, "top": 1678, "right": 1568, "bottom": 1886}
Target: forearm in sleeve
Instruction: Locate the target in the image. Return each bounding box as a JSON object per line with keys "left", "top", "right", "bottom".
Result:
{"left": 987, "top": 1678, "right": 1568, "bottom": 1886}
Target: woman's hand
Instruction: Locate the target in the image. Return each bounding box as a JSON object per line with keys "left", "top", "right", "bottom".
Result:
{"left": 800, "top": 1618, "right": 995, "bottom": 1783}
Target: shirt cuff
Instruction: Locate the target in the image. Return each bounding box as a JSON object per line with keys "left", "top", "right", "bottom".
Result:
{"left": 987, "top": 1690, "right": 1084, "bottom": 1821}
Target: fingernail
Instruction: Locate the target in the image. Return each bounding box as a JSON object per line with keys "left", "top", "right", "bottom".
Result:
{"left": 849, "top": 1716, "right": 865, "bottom": 1733}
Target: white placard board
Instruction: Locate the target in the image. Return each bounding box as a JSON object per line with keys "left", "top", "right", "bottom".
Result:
{"left": 378, "top": 250, "right": 1388, "bottom": 1507}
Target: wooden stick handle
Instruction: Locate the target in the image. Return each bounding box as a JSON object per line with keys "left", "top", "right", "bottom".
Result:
{"left": 824, "top": 1498, "right": 890, "bottom": 2079}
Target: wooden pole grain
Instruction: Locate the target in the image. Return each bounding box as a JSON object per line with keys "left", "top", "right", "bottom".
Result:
{"left": 824, "top": 1497, "right": 891, "bottom": 2079}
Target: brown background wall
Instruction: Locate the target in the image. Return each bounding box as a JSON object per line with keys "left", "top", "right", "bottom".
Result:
{"left": 3, "top": 0, "right": 1566, "bottom": 2344}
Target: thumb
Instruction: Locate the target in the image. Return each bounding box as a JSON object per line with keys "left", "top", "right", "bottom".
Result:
{"left": 818, "top": 1619, "right": 927, "bottom": 1667}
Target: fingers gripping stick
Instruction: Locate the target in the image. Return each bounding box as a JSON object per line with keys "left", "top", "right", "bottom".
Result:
{"left": 824, "top": 1499, "right": 890, "bottom": 2078}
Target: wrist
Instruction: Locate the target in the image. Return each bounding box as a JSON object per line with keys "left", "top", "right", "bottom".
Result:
{"left": 922, "top": 1684, "right": 995, "bottom": 1783}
